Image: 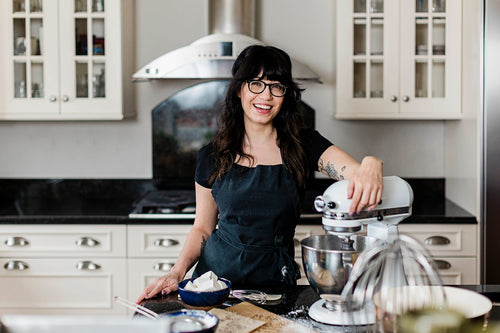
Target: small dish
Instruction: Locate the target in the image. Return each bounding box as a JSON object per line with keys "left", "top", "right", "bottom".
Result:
{"left": 160, "top": 309, "right": 219, "bottom": 333}
{"left": 177, "top": 278, "right": 231, "bottom": 307}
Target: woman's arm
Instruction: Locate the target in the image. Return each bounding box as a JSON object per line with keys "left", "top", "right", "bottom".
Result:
{"left": 135, "top": 182, "right": 218, "bottom": 303}
{"left": 318, "top": 145, "right": 383, "bottom": 215}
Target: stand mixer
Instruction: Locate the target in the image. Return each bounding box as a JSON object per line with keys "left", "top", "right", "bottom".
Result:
{"left": 301, "top": 176, "right": 414, "bottom": 326}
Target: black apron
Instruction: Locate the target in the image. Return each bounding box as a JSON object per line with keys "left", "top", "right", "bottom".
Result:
{"left": 193, "top": 164, "right": 302, "bottom": 287}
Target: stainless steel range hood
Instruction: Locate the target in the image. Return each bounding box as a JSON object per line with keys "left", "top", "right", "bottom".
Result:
{"left": 133, "top": 0, "right": 321, "bottom": 83}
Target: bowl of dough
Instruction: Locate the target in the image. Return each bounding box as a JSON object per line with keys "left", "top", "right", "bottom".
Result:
{"left": 177, "top": 271, "right": 231, "bottom": 307}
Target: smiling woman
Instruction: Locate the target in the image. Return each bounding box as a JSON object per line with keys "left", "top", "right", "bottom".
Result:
{"left": 137, "top": 44, "right": 383, "bottom": 303}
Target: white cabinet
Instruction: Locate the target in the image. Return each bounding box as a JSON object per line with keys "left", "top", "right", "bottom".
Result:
{"left": 127, "top": 225, "right": 195, "bottom": 301}
{"left": 0, "top": 0, "right": 135, "bottom": 120}
{"left": 336, "top": 0, "right": 462, "bottom": 119}
{"left": 0, "top": 224, "right": 127, "bottom": 315}
{"left": 398, "top": 224, "right": 477, "bottom": 284}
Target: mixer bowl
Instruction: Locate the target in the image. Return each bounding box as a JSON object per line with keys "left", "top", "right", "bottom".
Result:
{"left": 301, "top": 234, "right": 380, "bottom": 303}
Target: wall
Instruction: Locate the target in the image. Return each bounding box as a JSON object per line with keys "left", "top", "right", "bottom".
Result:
{"left": 0, "top": 0, "right": 447, "bottom": 179}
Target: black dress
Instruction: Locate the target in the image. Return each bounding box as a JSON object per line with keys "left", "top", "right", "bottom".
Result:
{"left": 193, "top": 129, "right": 332, "bottom": 287}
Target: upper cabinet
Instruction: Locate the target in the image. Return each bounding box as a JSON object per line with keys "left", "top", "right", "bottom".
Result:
{"left": 336, "top": 0, "right": 462, "bottom": 119}
{"left": 0, "top": 0, "right": 135, "bottom": 120}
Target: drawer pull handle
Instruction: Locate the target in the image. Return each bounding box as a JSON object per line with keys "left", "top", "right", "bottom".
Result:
{"left": 435, "top": 260, "right": 452, "bottom": 270}
{"left": 4, "top": 260, "right": 29, "bottom": 271}
{"left": 154, "top": 238, "right": 179, "bottom": 248}
{"left": 424, "top": 236, "right": 451, "bottom": 246}
{"left": 76, "top": 237, "right": 100, "bottom": 247}
{"left": 154, "top": 263, "right": 174, "bottom": 272}
{"left": 5, "top": 236, "right": 29, "bottom": 247}
{"left": 76, "top": 261, "right": 101, "bottom": 271}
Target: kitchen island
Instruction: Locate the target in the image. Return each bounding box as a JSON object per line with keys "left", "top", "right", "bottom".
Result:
{"left": 141, "top": 285, "right": 500, "bottom": 332}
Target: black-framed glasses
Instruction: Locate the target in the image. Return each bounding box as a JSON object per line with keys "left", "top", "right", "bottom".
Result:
{"left": 246, "top": 80, "right": 287, "bottom": 97}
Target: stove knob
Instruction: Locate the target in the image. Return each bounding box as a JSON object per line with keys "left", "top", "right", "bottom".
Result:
{"left": 327, "top": 201, "right": 336, "bottom": 209}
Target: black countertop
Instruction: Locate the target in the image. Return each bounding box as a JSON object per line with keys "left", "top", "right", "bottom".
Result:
{"left": 0, "top": 178, "right": 476, "bottom": 224}
{"left": 142, "top": 285, "right": 500, "bottom": 332}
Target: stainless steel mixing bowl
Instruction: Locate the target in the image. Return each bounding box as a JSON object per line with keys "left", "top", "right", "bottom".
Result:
{"left": 301, "top": 234, "right": 380, "bottom": 305}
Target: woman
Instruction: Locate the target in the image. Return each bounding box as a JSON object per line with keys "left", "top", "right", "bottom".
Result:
{"left": 136, "top": 45, "right": 382, "bottom": 303}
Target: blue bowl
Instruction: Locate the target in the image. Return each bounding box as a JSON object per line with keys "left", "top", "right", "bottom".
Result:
{"left": 177, "top": 278, "right": 231, "bottom": 307}
{"left": 160, "top": 309, "right": 219, "bottom": 333}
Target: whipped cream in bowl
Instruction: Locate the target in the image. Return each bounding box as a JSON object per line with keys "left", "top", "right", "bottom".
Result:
{"left": 177, "top": 271, "right": 232, "bottom": 307}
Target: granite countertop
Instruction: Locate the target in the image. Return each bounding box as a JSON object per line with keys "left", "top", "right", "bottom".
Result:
{"left": 0, "top": 178, "right": 477, "bottom": 224}
{"left": 141, "top": 285, "right": 500, "bottom": 332}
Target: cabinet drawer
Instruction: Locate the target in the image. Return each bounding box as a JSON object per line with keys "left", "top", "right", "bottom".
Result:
{"left": 128, "top": 225, "right": 191, "bottom": 257}
{"left": 433, "top": 257, "right": 477, "bottom": 285}
{"left": 294, "top": 225, "right": 325, "bottom": 258}
{"left": 0, "top": 258, "right": 126, "bottom": 315}
{"left": 0, "top": 225, "right": 126, "bottom": 257}
{"left": 398, "top": 224, "right": 476, "bottom": 256}
{"left": 127, "top": 258, "right": 195, "bottom": 302}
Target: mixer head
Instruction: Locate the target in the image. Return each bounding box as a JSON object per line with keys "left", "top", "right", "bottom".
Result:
{"left": 314, "top": 176, "right": 414, "bottom": 237}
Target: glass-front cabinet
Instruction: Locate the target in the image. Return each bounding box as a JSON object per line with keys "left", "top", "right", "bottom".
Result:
{"left": 0, "top": 0, "right": 134, "bottom": 120}
{"left": 336, "top": 0, "right": 462, "bottom": 119}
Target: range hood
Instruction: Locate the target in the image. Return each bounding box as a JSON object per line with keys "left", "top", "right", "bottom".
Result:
{"left": 133, "top": 0, "right": 321, "bottom": 83}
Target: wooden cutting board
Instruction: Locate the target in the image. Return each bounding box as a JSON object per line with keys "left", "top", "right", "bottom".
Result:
{"left": 225, "top": 302, "right": 318, "bottom": 333}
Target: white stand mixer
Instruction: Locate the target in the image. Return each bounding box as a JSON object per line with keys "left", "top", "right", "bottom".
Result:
{"left": 302, "top": 176, "right": 414, "bottom": 326}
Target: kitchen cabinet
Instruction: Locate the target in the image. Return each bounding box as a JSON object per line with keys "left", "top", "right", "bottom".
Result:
{"left": 336, "top": 0, "right": 462, "bottom": 119}
{"left": 127, "top": 225, "right": 196, "bottom": 300}
{"left": 0, "top": 224, "right": 127, "bottom": 315}
{"left": 0, "top": 0, "right": 135, "bottom": 120}
{"left": 398, "top": 223, "right": 477, "bottom": 284}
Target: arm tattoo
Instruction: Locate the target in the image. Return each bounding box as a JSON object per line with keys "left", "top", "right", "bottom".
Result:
{"left": 319, "top": 159, "right": 346, "bottom": 180}
{"left": 200, "top": 236, "right": 207, "bottom": 252}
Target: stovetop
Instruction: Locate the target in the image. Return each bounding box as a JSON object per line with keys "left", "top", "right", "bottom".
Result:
{"left": 129, "top": 190, "right": 197, "bottom": 219}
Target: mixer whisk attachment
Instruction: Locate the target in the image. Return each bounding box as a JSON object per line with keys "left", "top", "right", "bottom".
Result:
{"left": 341, "top": 234, "right": 447, "bottom": 332}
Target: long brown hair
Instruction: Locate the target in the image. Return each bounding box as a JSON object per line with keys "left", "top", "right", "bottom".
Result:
{"left": 209, "top": 45, "right": 308, "bottom": 189}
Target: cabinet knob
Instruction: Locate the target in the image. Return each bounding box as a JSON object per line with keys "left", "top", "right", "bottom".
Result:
{"left": 76, "top": 237, "right": 100, "bottom": 247}
{"left": 4, "top": 260, "right": 29, "bottom": 271}
{"left": 76, "top": 261, "right": 101, "bottom": 271}
{"left": 62, "top": 95, "right": 69, "bottom": 102}
{"left": 390, "top": 95, "right": 398, "bottom": 102}
{"left": 5, "top": 236, "right": 29, "bottom": 247}
{"left": 402, "top": 95, "right": 410, "bottom": 102}
{"left": 49, "top": 95, "right": 57, "bottom": 102}
{"left": 435, "top": 260, "right": 452, "bottom": 270}
{"left": 153, "top": 238, "right": 179, "bottom": 248}
{"left": 424, "top": 236, "right": 451, "bottom": 246}
{"left": 153, "top": 262, "right": 174, "bottom": 272}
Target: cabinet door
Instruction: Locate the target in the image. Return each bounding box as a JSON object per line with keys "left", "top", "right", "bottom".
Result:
{"left": 58, "top": 0, "right": 123, "bottom": 118}
{"left": 0, "top": 258, "right": 127, "bottom": 315}
{"left": 337, "top": 0, "right": 400, "bottom": 118}
{"left": 399, "top": 0, "right": 462, "bottom": 117}
{"left": 0, "top": 0, "right": 60, "bottom": 118}
{"left": 128, "top": 225, "right": 191, "bottom": 258}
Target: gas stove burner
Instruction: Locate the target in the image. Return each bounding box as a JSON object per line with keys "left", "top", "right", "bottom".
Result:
{"left": 129, "top": 190, "right": 196, "bottom": 219}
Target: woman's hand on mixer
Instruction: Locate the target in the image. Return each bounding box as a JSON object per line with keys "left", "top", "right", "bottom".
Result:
{"left": 136, "top": 269, "right": 184, "bottom": 304}
{"left": 347, "top": 156, "right": 383, "bottom": 215}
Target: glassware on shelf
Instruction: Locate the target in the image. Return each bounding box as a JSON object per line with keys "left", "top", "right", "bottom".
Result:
{"left": 92, "top": 0, "right": 104, "bottom": 12}
{"left": 415, "top": 61, "right": 428, "bottom": 98}
{"left": 370, "top": 18, "right": 383, "bottom": 55}
{"left": 76, "top": 62, "right": 88, "bottom": 98}
{"left": 92, "top": 64, "right": 105, "bottom": 98}
{"left": 30, "top": 0, "right": 42, "bottom": 13}
{"left": 31, "top": 62, "right": 44, "bottom": 98}
{"left": 370, "top": 0, "right": 383, "bottom": 13}
{"left": 370, "top": 61, "right": 383, "bottom": 98}
{"left": 416, "top": 0, "right": 428, "bottom": 13}
{"left": 432, "top": 0, "right": 445, "bottom": 13}
{"left": 353, "top": 19, "right": 366, "bottom": 55}
{"left": 353, "top": 61, "right": 366, "bottom": 98}
{"left": 13, "top": 0, "right": 26, "bottom": 13}
{"left": 354, "top": 0, "right": 366, "bottom": 13}
{"left": 13, "top": 18, "right": 27, "bottom": 55}
{"left": 75, "top": 0, "right": 87, "bottom": 12}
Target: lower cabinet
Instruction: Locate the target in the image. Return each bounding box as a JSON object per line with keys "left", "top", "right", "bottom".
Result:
{"left": 0, "top": 224, "right": 127, "bottom": 315}
{"left": 398, "top": 224, "right": 478, "bottom": 284}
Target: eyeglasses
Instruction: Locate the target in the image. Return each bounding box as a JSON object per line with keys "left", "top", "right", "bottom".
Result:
{"left": 246, "top": 80, "right": 287, "bottom": 97}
